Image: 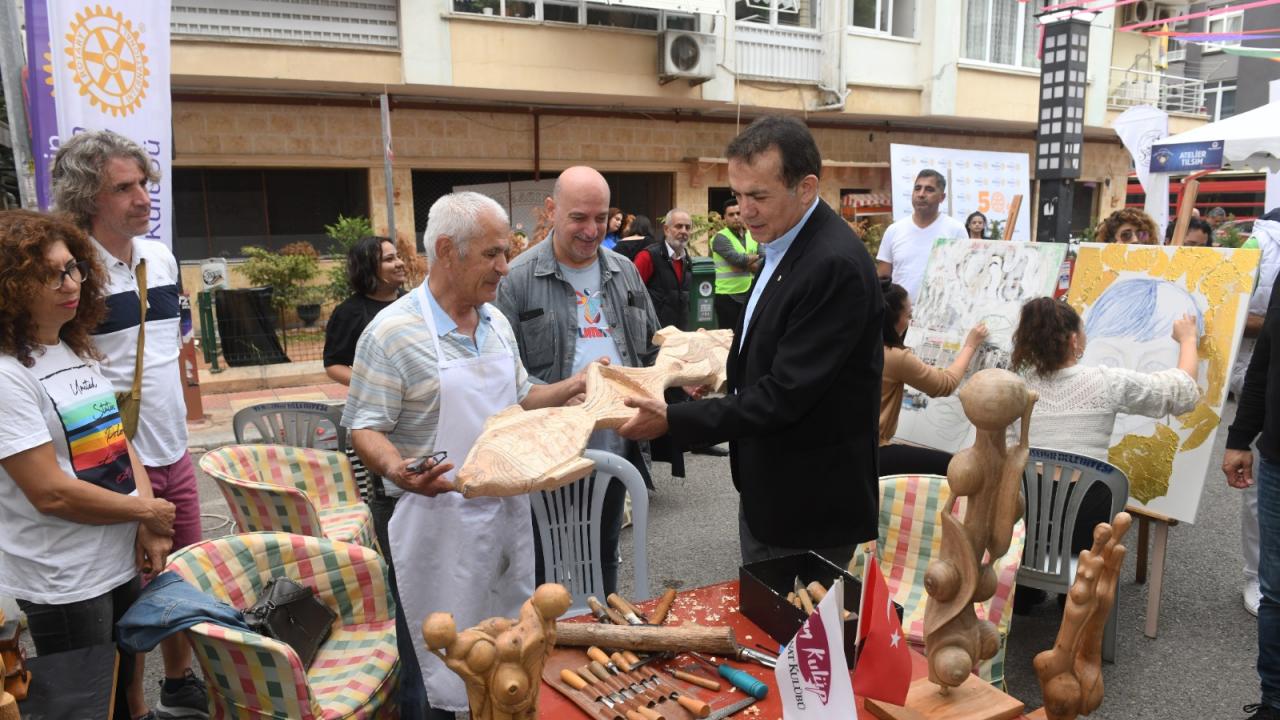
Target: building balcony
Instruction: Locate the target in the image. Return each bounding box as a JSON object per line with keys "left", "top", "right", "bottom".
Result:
{"left": 171, "top": 0, "right": 399, "bottom": 49}
{"left": 734, "top": 23, "right": 823, "bottom": 84}
{"left": 1107, "top": 66, "right": 1207, "bottom": 116}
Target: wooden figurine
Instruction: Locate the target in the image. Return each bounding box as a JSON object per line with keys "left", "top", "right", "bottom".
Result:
{"left": 0, "top": 609, "right": 18, "bottom": 720}
{"left": 924, "top": 368, "right": 1037, "bottom": 690}
{"left": 1033, "top": 513, "right": 1132, "bottom": 720}
{"left": 455, "top": 327, "right": 733, "bottom": 498}
{"left": 0, "top": 608, "right": 28, "bottom": 704}
{"left": 422, "top": 583, "right": 572, "bottom": 720}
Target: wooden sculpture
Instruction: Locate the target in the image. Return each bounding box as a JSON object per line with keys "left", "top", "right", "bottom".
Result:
{"left": 422, "top": 583, "right": 573, "bottom": 720}
{"left": 0, "top": 608, "right": 28, "bottom": 705}
{"left": 455, "top": 327, "right": 733, "bottom": 498}
{"left": 0, "top": 609, "right": 17, "bottom": 720}
{"left": 1033, "top": 513, "right": 1132, "bottom": 720}
{"left": 924, "top": 368, "right": 1037, "bottom": 690}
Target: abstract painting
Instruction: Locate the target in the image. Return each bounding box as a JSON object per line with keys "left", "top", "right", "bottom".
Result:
{"left": 893, "top": 238, "right": 1068, "bottom": 451}
{"left": 1067, "top": 243, "right": 1260, "bottom": 523}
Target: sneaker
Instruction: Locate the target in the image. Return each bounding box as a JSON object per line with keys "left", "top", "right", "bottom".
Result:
{"left": 1244, "top": 703, "right": 1280, "bottom": 719}
{"left": 155, "top": 669, "right": 209, "bottom": 719}
{"left": 1246, "top": 579, "right": 1262, "bottom": 617}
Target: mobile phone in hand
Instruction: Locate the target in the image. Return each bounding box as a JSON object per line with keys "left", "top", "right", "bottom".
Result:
{"left": 406, "top": 450, "right": 448, "bottom": 474}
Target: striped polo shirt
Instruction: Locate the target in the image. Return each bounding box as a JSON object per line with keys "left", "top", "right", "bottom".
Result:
{"left": 90, "top": 237, "right": 187, "bottom": 467}
{"left": 341, "top": 284, "right": 532, "bottom": 498}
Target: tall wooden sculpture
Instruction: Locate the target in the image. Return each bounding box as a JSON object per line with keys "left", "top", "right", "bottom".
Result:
{"left": 0, "top": 609, "right": 17, "bottom": 720}
{"left": 924, "top": 368, "right": 1037, "bottom": 689}
{"left": 1032, "top": 513, "right": 1132, "bottom": 720}
{"left": 422, "top": 584, "right": 572, "bottom": 720}
{"left": 455, "top": 327, "right": 733, "bottom": 498}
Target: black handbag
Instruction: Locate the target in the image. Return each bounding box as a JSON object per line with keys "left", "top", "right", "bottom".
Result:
{"left": 243, "top": 577, "right": 336, "bottom": 668}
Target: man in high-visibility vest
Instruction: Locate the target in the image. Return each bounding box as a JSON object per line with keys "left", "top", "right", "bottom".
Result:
{"left": 712, "top": 197, "right": 761, "bottom": 332}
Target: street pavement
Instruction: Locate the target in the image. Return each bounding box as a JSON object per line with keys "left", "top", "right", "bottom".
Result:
{"left": 149, "top": 390, "right": 1260, "bottom": 718}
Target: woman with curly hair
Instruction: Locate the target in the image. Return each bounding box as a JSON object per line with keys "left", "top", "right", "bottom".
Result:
{"left": 1007, "top": 296, "right": 1199, "bottom": 609}
{"left": 0, "top": 210, "right": 174, "bottom": 719}
{"left": 879, "top": 280, "right": 988, "bottom": 475}
{"left": 323, "top": 235, "right": 407, "bottom": 386}
{"left": 1098, "top": 207, "right": 1159, "bottom": 244}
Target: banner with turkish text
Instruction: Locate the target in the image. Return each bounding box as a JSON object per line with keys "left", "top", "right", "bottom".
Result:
{"left": 774, "top": 578, "right": 857, "bottom": 719}
{"left": 46, "top": 1, "right": 172, "bottom": 248}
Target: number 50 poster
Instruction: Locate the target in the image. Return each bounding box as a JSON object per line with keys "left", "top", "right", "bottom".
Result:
{"left": 890, "top": 144, "right": 1032, "bottom": 242}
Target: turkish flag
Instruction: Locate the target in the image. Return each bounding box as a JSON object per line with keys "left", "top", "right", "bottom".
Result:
{"left": 852, "top": 557, "right": 912, "bottom": 705}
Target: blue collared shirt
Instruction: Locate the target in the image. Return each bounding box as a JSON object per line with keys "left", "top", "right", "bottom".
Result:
{"left": 424, "top": 284, "right": 492, "bottom": 355}
{"left": 739, "top": 197, "right": 821, "bottom": 348}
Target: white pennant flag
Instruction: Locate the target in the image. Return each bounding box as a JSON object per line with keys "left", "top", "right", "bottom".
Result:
{"left": 1114, "top": 105, "right": 1171, "bottom": 242}
{"left": 774, "top": 578, "right": 857, "bottom": 718}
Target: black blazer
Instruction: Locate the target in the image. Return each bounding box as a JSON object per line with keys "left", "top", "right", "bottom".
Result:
{"left": 667, "top": 200, "right": 883, "bottom": 549}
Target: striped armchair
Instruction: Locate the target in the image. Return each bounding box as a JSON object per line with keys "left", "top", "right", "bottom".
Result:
{"left": 165, "top": 532, "right": 398, "bottom": 719}
{"left": 850, "top": 473, "right": 1024, "bottom": 688}
{"left": 199, "top": 445, "right": 377, "bottom": 550}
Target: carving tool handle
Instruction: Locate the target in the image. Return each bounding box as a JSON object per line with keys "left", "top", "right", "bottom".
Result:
{"left": 562, "top": 668, "right": 590, "bottom": 691}
{"left": 608, "top": 593, "right": 647, "bottom": 622}
{"left": 650, "top": 588, "right": 678, "bottom": 625}
{"left": 674, "top": 693, "right": 711, "bottom": 718}
{"left": 635, "top": 706, "right": 665, "bottom": 720}
{"left": 587, "top": 646, "right": 614, "bottom": 667}
{"left": 611, "top": 651, "right": 634, "bottom": 672}
{"left": 591, "top": 595, "right": 630, "bottom": 625}
{"left": 622, "top": 650, "right": 642, "bottom": 665}
{"left": 717, "top": 664, "right": 768, "bottom": 700}
{"left": 668, "top": 668, "right": 721, "bottom": 691}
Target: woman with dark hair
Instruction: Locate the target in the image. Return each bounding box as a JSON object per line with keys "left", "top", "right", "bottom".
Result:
{"left": 879, "top": 279, "right": 988, "bottom": 476}
{"left": 965, "top": 211, "right": 988, "bottom": 240}
{"left": 0, "top": 210, "right": 175, "bottom": 720}
{"left": 603, "top": 207, "right": 624, "bottom": 251}
{"left": 323, "top": 236, "right": 407, "bottom": 386}
{"left": 1097, "top": 207, "right": 1159, "bottom": 244}
{"left": 613, "top": 214, "right": 655, "bottom": 260}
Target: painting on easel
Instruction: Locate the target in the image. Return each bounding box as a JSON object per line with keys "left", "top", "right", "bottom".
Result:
{"left": 1067, "top": 243, "right": 1260, "bottom": 523}
{"left": 893, "top": 238, "right": 1068, "bottom": 452}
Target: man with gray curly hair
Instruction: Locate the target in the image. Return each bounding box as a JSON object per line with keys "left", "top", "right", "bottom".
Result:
{"left": 343, "top": 191, "right": 593, "bottom": 718}
{"left": 50, "top": 129, "right": 206, "bottom": 720}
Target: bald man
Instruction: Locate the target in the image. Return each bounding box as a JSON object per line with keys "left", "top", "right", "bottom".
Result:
{"left": 497, "top": 166, "right": 671, "bottom": 594}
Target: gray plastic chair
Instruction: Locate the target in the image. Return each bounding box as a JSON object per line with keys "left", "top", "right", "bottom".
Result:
{"left": 1020, "top": 446, "right": 1130, "bottom": 662}
{"left": 531, "top": 449, "right": 649, "bottom": 617}
{"left": 231, "top": 400, "right": 346, "bottom": 451}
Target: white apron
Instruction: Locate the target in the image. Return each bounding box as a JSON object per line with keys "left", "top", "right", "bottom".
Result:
{"left": 389, "top": 286, "right": 534, "bottom": 712}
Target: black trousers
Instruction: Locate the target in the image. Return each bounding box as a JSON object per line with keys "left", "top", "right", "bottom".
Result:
{"left": 878, "top": 442, "right": 953, "bottom": 477}
{"left": 714, "top": 294, "right": 745, "bottom": 333}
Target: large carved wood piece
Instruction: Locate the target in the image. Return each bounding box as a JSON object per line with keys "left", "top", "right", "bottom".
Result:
{"left": 924, "top": 369, "right": 1037, "bottom": 690}
{"left": 456, "top": 327, "right": 733, "bottom": 498}
{"left": 423, "top": 584, "right": 573, "bottom": 720}
{"left": 1033, "top": 512, "right": 1132, "bottom": 720}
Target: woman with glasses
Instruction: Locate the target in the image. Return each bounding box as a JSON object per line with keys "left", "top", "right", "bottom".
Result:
{"left": 1098, "top": 207, "right": 1159, "bottom": 245}
{"left": 879, "top": 279, "right": 988, "bottom": 476}
{"left": 0, "top": 210, "right": 175, "bottom": 719}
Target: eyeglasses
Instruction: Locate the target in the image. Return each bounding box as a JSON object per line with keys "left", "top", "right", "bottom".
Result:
{"left": 47, "top": 260, "right": 90, "bottom": 290}
{"left": 1117, "top": 229, "right": 1149, "bottom": 242}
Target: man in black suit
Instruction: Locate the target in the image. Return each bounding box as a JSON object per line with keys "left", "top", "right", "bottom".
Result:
{"left": 619, "top": 115, "right": 883, "bottom": 565}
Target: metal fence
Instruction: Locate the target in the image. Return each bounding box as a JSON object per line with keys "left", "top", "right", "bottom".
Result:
{"left": 1107, "top": 66, "right": 1207, "bottom": 116}
{"left": 197, "top": 289, "right": 330, "bottom": 370}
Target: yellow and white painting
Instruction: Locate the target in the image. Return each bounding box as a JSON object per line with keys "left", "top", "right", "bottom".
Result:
{"left": 1067, "top": 243, "right": 1261, "bottom": 523}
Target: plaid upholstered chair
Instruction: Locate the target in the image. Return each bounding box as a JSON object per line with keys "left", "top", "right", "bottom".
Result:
{"left": 849, "top": 473, "right": 1025, "bottom": 688}
{"left": 199, "top": 445, "right": 377, "bottom": 550}
{"left": 165, "top": 532, "right": 398, "bottom": 719}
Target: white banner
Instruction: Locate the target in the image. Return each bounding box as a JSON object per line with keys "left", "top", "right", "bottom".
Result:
{"left": 889, "top": 144, "right": 1033, "bottom": 241}
{"left": 774, "top": 579, "right": 857, "bottom": 719}
{"left": 48, "top": 1, "right": 172, "bottom": 248}
{"left": 1114, "top": 105, "right": 1170, "bottom": 241}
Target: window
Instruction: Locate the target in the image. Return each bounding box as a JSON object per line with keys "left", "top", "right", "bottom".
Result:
{"left": 1204, "top": 11, "right": 1243, "bottom": 52}
{"left": 963, "top": 0, "right": 1042, "bottom": 69}
{"left": 1204, "top": 80, "right": 1237, "bottom": 121}
{"left": 850, "top": 0, "right": 915, "bottom": 38}
{"left": 736, "top": 0, "right": 817, "bottom": 29}
{"left": 173, "top": 168, "right": 369, "bottom": 262}
{"left": 452, "top": 0, "right": 695, "bottom": 29}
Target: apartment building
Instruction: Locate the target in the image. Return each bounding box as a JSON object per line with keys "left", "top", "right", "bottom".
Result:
{"left": 150, "top": 0, "right": 1211, "bottom": 263}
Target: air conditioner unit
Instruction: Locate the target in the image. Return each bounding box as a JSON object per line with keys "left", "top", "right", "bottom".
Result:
{"left": 658, "top": 30, "right": 716, "bottom": 86}
{"left": 1121, "top": 0, "right": 1154, "bottom": 25}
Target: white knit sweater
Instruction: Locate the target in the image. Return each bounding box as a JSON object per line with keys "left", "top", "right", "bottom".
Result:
{"left": 1010, "top": 365, "right": 1202, "bottom": 461}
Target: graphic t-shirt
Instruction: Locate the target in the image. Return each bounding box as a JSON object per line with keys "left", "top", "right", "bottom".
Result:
{"left": 559, "top": 261, "right": 624, "bottom": 375}
{"left": 0, "top": 342, "right": 138, "bottom": 604}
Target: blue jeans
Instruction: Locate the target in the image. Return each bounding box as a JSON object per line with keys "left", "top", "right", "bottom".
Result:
{"left": 17, "top": 576, "right": 140, "bottom": 720}
{"left": 1258, "top": 456, "right": 1280, "bottom": 709}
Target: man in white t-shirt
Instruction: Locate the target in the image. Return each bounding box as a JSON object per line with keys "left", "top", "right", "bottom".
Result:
{"left": 875, "top": 169, "right": 968, "bottom": 299}
{"left": 52, "top": 130, "right": 207, "bottom": 720}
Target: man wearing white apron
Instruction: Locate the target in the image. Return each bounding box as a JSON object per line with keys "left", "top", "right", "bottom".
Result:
{"left": 344, "top": 192, "right": 595, "bottom": 718}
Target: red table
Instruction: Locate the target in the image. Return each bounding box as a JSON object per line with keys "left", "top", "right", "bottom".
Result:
{"left": 540, "top": 580, "right": 1029, "bottom": 720}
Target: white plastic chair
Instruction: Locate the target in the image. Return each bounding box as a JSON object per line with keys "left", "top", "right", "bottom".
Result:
{"left": 531, "top": 449, "right": 649, "bottom": 617}
{"left": 1020, "top": 446, "right": 1130, "bottom": 662}
{"left": 232, "top": 400, "right": 346, "bottom": 451}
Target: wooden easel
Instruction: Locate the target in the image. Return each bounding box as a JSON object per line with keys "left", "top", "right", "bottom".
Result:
{"left": 1168, "top": 169, "right": 1210, "bottom": 247}
{"left": 1127, "top": 504, "right": 1178, "bottom": 638}
{"left": 1002, "top": 195, "right": 1024, "bottom": 240}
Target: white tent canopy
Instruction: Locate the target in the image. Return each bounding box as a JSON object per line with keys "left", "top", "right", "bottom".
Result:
{"left": 1151, "top": 101, "right": 1280, "bottom": 173}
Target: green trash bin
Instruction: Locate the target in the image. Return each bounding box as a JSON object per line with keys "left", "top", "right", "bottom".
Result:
{"left": 687, "top": 257, "right": 718, "bottom": 330}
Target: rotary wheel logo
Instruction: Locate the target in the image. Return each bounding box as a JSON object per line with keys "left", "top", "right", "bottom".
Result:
{"left": 63, "top": 5, "right": 149, "bottom": 117}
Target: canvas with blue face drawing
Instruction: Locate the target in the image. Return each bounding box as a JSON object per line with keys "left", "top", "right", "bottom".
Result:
{"left": 893, "top": 238, "right": 1068, "bottom": 452}
{"left": 1067, "top": 243, "right": 1261, "bottom": 524}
